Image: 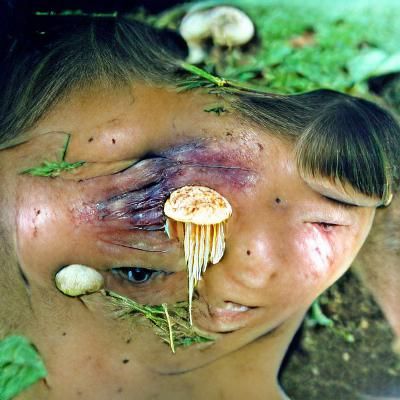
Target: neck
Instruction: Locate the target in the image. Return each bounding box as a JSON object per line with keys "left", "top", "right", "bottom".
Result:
{"left": 174, "top": 309, "right": 306, "bottom": 400}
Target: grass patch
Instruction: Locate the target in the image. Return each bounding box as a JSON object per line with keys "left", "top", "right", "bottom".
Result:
{"left": 104, "top": 290, "right": 214, "bottom": 353}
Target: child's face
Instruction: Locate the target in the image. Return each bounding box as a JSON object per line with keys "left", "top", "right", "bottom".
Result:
{"left": 0, "top": 84, "right": 376, "bottom": 398}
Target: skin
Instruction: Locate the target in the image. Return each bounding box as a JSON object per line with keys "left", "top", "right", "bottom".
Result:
{"left": 0, "top": 83, "right": 378, "bottom": 400}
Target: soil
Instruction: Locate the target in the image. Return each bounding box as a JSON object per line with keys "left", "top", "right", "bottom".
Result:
{"left": 280, "top": 271, "right": 400, "bottom": 400}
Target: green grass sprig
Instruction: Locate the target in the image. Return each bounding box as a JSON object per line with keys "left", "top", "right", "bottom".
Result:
{"left": 20, "top": 134, "right": 85, "bottom": 177}
{"left": 21, "top": 160, "right": 85, "bottom": 177}
{"left": 180, "top": 62, "right": 227, "bottom": 87}
{"left": 204, "top": 105, "right": 227, "bottom": 115}
{"left": 179, "top": 62, "right": 277, "bottom": 96}
{"left": 104, "top": 290, "right": 213, "bottom": 353}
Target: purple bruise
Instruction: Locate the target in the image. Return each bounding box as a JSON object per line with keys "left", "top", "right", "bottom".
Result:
{"left": 93, "top": 141, "right": 258, "bottom": 251}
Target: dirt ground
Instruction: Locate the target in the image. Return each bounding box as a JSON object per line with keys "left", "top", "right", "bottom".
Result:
{"left": 280, "top": 271, "right": 400, "bottom": 400}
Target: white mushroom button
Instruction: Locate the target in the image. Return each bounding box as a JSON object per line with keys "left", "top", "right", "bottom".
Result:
{"left": 55, "top": 264, "right": 104, "bottom": 296}
{"left": 164, "top": 186, "right": 232, "bottom": 323}
{"left": 180, "top": 6, "right": 255, "bottom": 63}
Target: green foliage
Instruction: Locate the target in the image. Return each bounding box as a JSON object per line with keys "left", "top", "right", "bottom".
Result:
{"left": 160, "top": 0, "right": 400, "bottom": 94}
{"left": 306, "top": 299, "right": 334, "bottom": 328}
{"left": 0, "top": 336, "right": 47, "bottom": 400}
{"left": 235, "top": 0, "right": 400, "bottom": 93}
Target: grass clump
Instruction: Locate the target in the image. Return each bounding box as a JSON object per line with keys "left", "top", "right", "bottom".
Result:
{"left": 104, "top": 290, "right": 214, "bottom": 353}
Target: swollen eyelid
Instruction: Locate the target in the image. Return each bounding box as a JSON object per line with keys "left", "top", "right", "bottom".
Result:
{"left": 89, "top": 152, "right": 256, "bottom": 255}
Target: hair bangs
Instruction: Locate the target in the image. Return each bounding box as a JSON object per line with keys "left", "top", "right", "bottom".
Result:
{"left": 295, "top": 98, "right": 394, "bottom": 206}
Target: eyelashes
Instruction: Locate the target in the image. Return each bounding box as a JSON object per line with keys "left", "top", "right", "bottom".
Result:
{"left": 111, "top": 266, "right": 165, "bottom": 284}
{"left": 314, "top": 222, "right": 340, "bottom": 233}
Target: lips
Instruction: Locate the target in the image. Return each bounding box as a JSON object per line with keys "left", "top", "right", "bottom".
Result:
{"left": 194, "top": 300, "right": 260, "bottom": 333}
{"left": 209, "top": 302, "right": 251, "bottom": 317}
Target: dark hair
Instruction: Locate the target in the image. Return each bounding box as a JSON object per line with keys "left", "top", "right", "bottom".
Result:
{"left": 233, "top": 90, "right": 400, "bottom": 205}
{"left": 0, "top": 17, "right": 187, "bottom": 146}
{"left": 1, "top": 16, "right": 399, "bottom": 205}
{"left": 294, "top": 91, "right": 398, "bottom": 205}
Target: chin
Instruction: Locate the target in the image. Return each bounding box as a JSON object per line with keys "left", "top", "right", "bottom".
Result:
{"left": 146, "top": 313, "right": 283, "bottom": 375}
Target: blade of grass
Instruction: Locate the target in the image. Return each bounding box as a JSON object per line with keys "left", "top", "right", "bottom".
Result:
{"left": 162, "top": 303, "right": 175, "bottom": 353}
{"left": 104, "top": 290, "right": 213, "bottom": 352}
{"left": 21, "top": 160, "right": 85, "bottom": 177}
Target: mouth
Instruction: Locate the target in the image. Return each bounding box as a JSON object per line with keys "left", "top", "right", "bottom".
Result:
{"left": 194, "top": 300, "right": 261, "bottom": 333}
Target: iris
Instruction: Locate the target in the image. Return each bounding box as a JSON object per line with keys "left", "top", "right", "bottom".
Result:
{"left": 112, "top": 267, "right": 160, "bottom": 284}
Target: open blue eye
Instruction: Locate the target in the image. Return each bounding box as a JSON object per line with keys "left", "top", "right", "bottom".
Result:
{"left": 112, "top": 267, "right": 160, "bottom": 284}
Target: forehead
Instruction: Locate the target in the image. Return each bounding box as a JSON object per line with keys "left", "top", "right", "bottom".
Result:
{"left": 28, "top": 83, "right": 266, "bottom": 164}
{"left": 24, "top": 83, "right": 379, "bottom": 207}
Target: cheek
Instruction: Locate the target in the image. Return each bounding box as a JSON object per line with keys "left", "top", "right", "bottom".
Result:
{"left": 293, "top": 224, "right": 335, "bottom": 285}
{"left": 15, "top": 178, "right": 80, "bottom": 284}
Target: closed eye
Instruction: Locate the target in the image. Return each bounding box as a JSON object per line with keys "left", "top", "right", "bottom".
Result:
{"left": 314, "top": 222, "right": 340, "bottom": 233}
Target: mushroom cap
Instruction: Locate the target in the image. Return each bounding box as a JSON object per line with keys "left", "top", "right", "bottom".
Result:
{"left": 55, "top": 264, "right": 104, "bottom": 296}
{"left": 179, "top": 5, "right": 254, "bottom": 49}
{"left": 209, "top": 6, "right": 255, "bottom": 46}
{"left": 164, "top": 186, "right": 232, "bottom": 225}
{"left": 180, "top": 11, "right": 212, "bottom": 42}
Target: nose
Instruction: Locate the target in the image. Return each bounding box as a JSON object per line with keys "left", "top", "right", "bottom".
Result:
{"left": 196, "top": 207, "right": 286, "bottom": 307}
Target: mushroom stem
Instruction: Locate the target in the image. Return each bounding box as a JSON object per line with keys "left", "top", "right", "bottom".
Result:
{"left": 163, "top": 185, "right": 232, "bottom": 324}
{"left": 171, "top": 219, "right": 227, "bottom": 324}
{"left": 179, "top": 5, "right": 255, "bottom": 64}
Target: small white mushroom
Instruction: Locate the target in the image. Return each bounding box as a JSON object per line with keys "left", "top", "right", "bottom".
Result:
{"left": 55, "top": 264, "right": 104, "bottom": 296}
{"left": 179, "top": 11, "right": 211, "bottom": 64}
{"left": 180, "top": 6, "right": 255, "bottom": 63}
{"left": 164, "top": 186, "right": 232, "bottom": 323}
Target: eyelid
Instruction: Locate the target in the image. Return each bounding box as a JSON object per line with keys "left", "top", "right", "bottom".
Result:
{"left": 313, "top": 221, "right": 340, "bottom": 233}
{"left": 104, "top": 267, "right": 183, "bottom": 305}
{"left": 313, "top": 218, "right": 350, "bottom": 227}
{"left": 309, "top": 198, "right": 357, "bottom": 226}
{"left": 111, "top": 267, "right": 170, "bottom": 285}
{"left": 303, "top": 209, "right": 353, "bottom": 226}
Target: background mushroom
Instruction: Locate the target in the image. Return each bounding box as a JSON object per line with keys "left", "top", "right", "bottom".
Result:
{"left": 164, "top": 185, "right": 232, "bottom": 323}
{"left": 179, "top": 5, "right": 255, "bottom": 64}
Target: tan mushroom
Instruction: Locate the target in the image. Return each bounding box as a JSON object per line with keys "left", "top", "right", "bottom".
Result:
{"left": 164, "top": 186, "right": 232, "bottom": 323}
